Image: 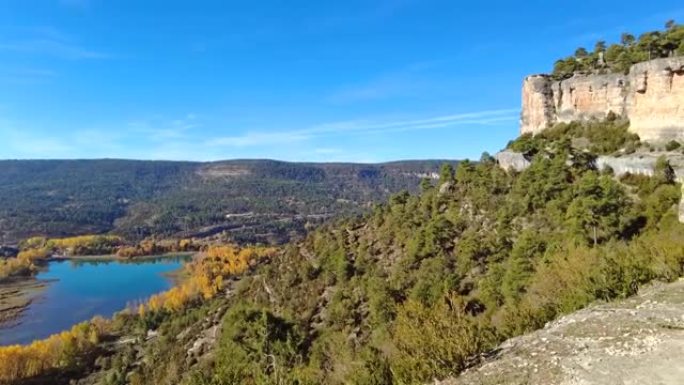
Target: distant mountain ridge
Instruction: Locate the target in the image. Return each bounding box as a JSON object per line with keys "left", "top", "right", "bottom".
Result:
{"left": 0, "top": 158, "right": 456, "bottom": 244}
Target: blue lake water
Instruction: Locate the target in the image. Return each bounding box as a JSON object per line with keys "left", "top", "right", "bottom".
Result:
{"left": 0, "top": 256, "right": 188, "bottom": 345}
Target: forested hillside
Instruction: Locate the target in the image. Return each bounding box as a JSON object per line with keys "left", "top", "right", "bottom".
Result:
{"left": 0, "top": 159, "right": 454, "bottom": 245}
{"left": 166, "top": 124, "right": 683, "bottom": 384}
{"left": 11, "top": 120, "right": 680, "bottom": 385}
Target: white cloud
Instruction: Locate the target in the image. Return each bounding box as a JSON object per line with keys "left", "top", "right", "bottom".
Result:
{"left": 208, "top": 108, "right": 518, "bottom": 148}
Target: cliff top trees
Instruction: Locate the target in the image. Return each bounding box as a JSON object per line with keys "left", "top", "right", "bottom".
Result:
{"left": 552, "top": 21, "right": 684, "bottom": 79}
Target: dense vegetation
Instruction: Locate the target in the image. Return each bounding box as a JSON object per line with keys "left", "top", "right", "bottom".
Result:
{"left": 508, "top": 117, "right": 640, "bottom": 155}
{"left": 53, "top": 125, "right": 682, "bottom": 385}
{"left": 552, "top": 20, "right": 684, "bottom": 79}
{"left": 0, "top": 159, "right": 454, "bottom": 245}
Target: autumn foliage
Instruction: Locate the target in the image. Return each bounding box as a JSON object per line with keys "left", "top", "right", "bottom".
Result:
{"left": 0, "top": 317, "right": 110, "bottom": 383}
{"left": 116, "top": 238, "right": 195, "bottom": 258}
{"left": 139, "top": 245, "right": 276, "bottom": 315}
{"left": 0, "top": 258, "right": 35, "bottom": 281}
{"left": 0, "top": 248, "right": 49, "bottom": 281}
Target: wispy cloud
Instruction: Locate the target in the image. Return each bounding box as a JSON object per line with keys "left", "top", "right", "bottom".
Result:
{"left": 210, "top": 131, "right": 310, "bottom": 147}
{"left": 0, "top": 27, "right": 109, "bottom": 59}
{"left": 0, "top": 113, "right": 206, "bottom": 160}
{"left": 0, "top": 119, "right": 74, "bottom": 158}
{"left": 0, "top": 68, "right": 57, "bottom": 84}
{"left": 0, "top": 108, "right": 517, "bottom": 161}
{"left": 128, "top": 114, "right": 200, "bottom": 141}
{"left": 208, "top": 108, "right": 518, "bottom": 147}
{"left": 0, "top": 39, "right": 107, "bottom": 59}
{"left": 327, "top": 76, "right": 419, "bottom": 103}
{"left": 327, "top": 61, "right": 444, "bottom": 104}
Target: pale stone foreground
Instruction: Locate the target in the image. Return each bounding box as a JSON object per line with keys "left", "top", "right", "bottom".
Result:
{"left": 440, "top": 279, "right": 684, "bottom": 385}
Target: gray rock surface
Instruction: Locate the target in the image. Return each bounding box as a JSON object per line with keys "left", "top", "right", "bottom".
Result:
{"left": 596, "top": 152, "right": 684, "bottom": 181}
{"left": 495, "top": 150, "right": 531, "bottom": 172}
{"left": 440, "top": 279, "right": 684, "bottom": 385}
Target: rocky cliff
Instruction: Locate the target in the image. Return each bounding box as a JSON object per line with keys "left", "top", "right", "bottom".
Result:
{"left": 521, "top": 57, "right": 684, "bottom": 141}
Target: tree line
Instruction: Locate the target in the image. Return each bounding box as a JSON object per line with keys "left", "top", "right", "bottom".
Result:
{"left": 553, "top": 20, "right": 684, "bottom": 79}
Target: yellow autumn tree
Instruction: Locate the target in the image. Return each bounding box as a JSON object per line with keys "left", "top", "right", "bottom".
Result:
{"left": 0, "top": 317, "right": 110, "bottom": 382}
{"left": 138, "top": 245, "right": 276, "bottom": 316}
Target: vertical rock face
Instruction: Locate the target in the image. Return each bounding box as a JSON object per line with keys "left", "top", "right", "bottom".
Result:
{"left": 520, "top": 75, "right": 557, "bottom": 135}
{"left": 630, "top": 58, "right": 684, "bottom": 141}
{"left": 521, "top": 57, "right": 684, "bottom": 141}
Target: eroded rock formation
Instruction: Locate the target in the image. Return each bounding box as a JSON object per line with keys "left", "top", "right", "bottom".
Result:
{"left": 521, "top": 57, "right": 684, "bottom": 141}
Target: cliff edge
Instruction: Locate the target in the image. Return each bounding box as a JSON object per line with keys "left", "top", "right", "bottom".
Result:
{"left": 440, "top": 279, "right": 684, "bottom": 385}
{"left": 521, "top": 57, "right": 684, "bottom": 141}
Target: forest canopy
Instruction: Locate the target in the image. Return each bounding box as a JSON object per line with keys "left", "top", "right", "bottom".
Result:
{"left": 552, "top": 20, "right": 684, "bottom": 79}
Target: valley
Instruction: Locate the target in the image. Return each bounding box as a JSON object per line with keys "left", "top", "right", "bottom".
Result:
{"left": 0, "top": 159, "right": 454, "bottom": 245}
{"left": 1, "top": 10, "right": 684, "bottom": 385}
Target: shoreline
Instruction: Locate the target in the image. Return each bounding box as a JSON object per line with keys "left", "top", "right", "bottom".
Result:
{"left": 0, "top": 277, "right": 49, "bottom": 329}
{"left": 0, "top": 252, "right": 196, "bottom": 332}
{"left": 49, "top": 251, "right": 197, "bottom": 262}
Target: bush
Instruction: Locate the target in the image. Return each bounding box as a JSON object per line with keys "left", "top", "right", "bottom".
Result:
{"left": 391, "top": 294, "right": 494, "bottom": 383}
{"left": 665, "top": 140, "right": 681, "bottom": 151}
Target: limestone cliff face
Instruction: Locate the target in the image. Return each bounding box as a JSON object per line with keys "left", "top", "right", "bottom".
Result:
{"left": 630, "top": 58, "right": 684, "bottom": 141}
{"left": 521, "top": 57, "right": 684, "bottom": 141}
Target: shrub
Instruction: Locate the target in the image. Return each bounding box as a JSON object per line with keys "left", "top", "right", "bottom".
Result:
{"left": 391, "top": 294, "right": 494, "bottom": 383}
{"left": 665, "top": 140, "right": 681, "bottom": 151}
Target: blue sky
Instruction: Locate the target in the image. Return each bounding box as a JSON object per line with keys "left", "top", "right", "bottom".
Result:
{"left": 0, "top": 1, "right": 682, "bottom": 162}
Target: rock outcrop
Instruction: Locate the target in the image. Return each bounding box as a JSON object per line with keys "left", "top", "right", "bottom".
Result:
{"left": 521, "top": 57, "right": 684, "bottom": 141}
{"left": 595, "top": 152, "right": 684, "bottom": 181}
{"left": 494, "top": 150, "right": 531, "bottom": 172}
{"left": 440, "top": 278, "right": 684, "bottom": 385}
{"left": 497, "top": 150, "right": 684, "bottom": 180}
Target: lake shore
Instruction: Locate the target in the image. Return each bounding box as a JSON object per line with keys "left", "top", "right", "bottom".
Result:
{"left": 0, "top": 253, "right": 195, "bottom": 336}
{"left": 50, "top": 251, "right": 197, "bottom": 262}
{"left": 0, "top": 255, "right": 190, "bottom": 345}
{"left": 0, "top": 277, "right": 49, "bottom": 329}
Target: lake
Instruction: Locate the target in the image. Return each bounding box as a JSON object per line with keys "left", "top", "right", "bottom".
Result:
{"left": 0, "top": 255, "right": 188, "bottom": 345}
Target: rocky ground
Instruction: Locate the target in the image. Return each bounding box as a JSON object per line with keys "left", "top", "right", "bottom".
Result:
{"left": 440, "top": 279, "right": 684, "bottom": 385}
